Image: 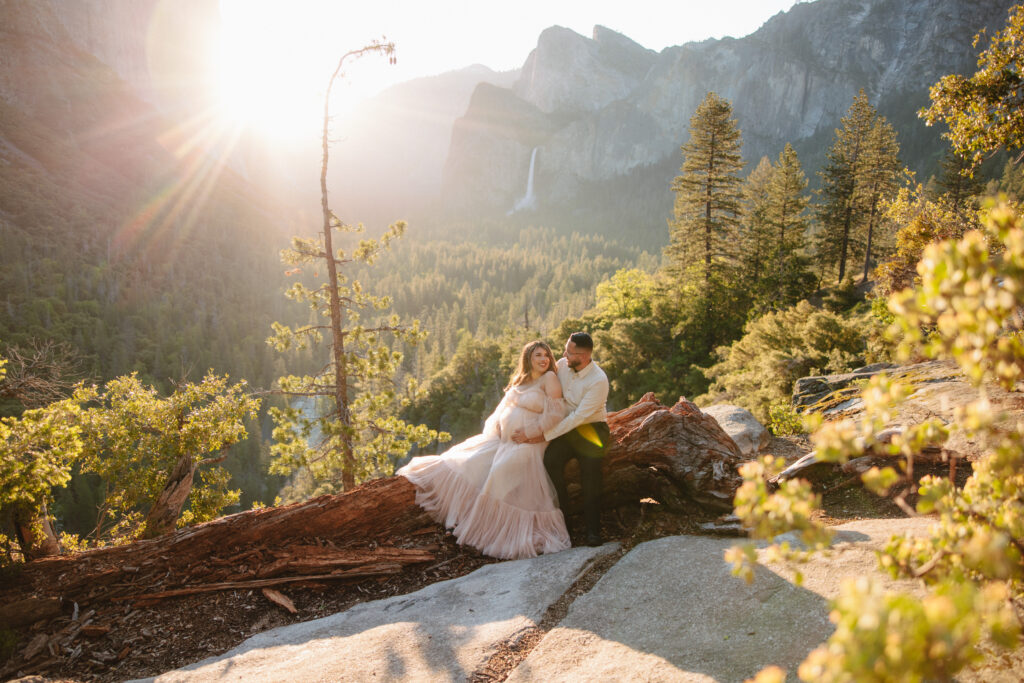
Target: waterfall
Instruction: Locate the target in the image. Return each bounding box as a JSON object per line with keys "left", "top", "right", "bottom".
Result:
{"left": 509, "top": 147, "right": 539, "bottom": 214}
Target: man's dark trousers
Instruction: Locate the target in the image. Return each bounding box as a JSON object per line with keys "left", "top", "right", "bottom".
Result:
{"left": 543, "top": 421, "right": 610, "bottom": 537}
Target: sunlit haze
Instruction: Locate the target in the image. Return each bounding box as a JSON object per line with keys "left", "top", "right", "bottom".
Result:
{"left": 217, "top": 0, "right": 804, "bottom": 140}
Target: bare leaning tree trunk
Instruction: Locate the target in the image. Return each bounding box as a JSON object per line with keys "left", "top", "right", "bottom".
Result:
{"left": 140, "top": 449, "right": 231, "bottom": 539}
{"left": 861, "top": 190, "right": 881, "bottom": 283}
{"left": 140, "top": 455, "right": 200, "bottom": 539}
{"left": 318, "top": 44, "right": 395, "bottom": 492}
{"left": 320, "top": 57, "right": 354, "bottom": 491}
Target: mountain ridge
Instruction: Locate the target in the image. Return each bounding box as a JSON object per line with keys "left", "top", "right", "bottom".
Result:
{"left": 438, "top": 0, "right": 1017, "bottom": 243}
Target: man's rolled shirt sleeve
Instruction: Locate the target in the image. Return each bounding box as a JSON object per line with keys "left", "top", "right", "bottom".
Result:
{"left": 544, "top": 373, "right": 609, "bottom": 441}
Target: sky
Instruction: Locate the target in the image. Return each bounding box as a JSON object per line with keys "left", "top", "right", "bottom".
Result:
{"left": 216, "top": 0, "right": 805, "bottom": 138}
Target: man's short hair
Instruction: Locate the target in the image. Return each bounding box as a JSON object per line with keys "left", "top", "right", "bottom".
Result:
{"left": 568, "top": 332, "right": 594, "bottom": 350}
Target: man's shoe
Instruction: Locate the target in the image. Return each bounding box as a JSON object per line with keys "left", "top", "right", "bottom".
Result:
{"left": 586, "top": 532, "right": 603, "bottom": 547}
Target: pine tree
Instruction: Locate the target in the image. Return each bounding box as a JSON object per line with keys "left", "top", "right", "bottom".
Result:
{"left": 816, "top": 90, "right": 875, "bottom": 283}
{"left": 764, "top": 143, "right": 813, "bottom": 309}
{"left": 934, "top": 150, "right": 985, "bottom": 211}
{"left": 859, "top": 118, "right": 902, "bottom": 281}
{"left": 741, "top": 156, "right": 775, "bottom": 292}
{"left": 666, "top": 92, "right": 746, "bottom": 360}
{"left": 267, "top": 43, "right": 444, "bottom": 494}
{"left": 816, "top": 90, "right": 902, "bottom": 284}
{"left": 668, "top": 92, "right": 745, "bottom": 285}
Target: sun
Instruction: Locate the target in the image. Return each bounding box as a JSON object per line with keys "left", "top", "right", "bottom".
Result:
{"left": 214, "top": 1, "right": 399, "bottom": 142}
{"left": 216, "top": 47, "right": 320, "bottom": 141}
{"left": 214, "top": 5, "right": 326, "bottom": 141}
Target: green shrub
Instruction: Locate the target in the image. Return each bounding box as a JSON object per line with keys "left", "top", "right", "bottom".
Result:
{"left": 699, "top": 300, "right": 872, "bottom": 422}
{"left": 767, "top": 402, "right": 804, "bottom": 436}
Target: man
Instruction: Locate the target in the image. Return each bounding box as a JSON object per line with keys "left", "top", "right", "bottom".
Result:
{"left": 512, "top": 332, "right": 609, "bottom": 546}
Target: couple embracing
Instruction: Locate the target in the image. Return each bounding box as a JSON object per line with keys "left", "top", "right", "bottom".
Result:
{"left": 398, "top": 332, "right": 610, "bottom": 560}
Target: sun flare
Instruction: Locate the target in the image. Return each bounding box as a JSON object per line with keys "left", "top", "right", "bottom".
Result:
{"left": 215, "top": 6, "right": 325, "bottom": 140}
{"left": 215, "top": 1, "right": 399, "bottom": 142}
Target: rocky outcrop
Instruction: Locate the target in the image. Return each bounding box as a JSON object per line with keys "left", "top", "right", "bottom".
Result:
{"left": 702, "top": 404, "right": 771, "bottom": 457}
{"left": 441, "top": 0, "right": 1017, "bottom": 230}
{"left": 508, "top": 517, "right": 933, "bottom": 682}
{"left": 778, "top": 359, "right": 1024, "bottom": 484}
{"left": 792, "top": 362, "right": 896, "bottom": 410}
{"left": 133, "top": 545, "right": 618, "bottom": 683}
{"left": 142, "top": 517, "right": 937, "bottom": 682}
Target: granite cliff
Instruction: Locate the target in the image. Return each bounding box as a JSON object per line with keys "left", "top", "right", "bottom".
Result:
{"left": 441, "top": 0, "right": 1017, "bottom": 243}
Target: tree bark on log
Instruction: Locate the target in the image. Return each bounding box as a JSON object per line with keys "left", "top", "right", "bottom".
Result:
{"left": 1, "top": 394, "right": 744, "bottom": 623}
{"left": 0, "top": 596, "right": 62, "bottom": 628}
{"left": 603, "top": 393, "right": 744, "bottom": 511}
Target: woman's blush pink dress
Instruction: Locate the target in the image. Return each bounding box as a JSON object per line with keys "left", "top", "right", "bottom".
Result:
{"left": 397, "top": 379, "right": 570, "bottom": 560}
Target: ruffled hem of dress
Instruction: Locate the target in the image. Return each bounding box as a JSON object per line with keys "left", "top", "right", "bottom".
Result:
{"left": 454, "top": 491, "right": 570, "bottom": 560}
{"left": 398, "top": 456, "right": 570, "bottom": 561}
{"left": 398, "top": 456, "right": 480, "bottom": 531}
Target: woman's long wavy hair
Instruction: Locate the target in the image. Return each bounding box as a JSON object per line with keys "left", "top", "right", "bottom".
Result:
{"left": 505, "top": 340, "right": 556, "bottom": 391}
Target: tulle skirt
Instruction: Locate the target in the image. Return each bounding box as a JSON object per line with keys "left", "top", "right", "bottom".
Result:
{"left": 398, "top": 434, "right": 570, "bottom": 560}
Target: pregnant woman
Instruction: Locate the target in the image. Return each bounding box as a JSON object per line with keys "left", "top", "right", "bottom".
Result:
{"left": 398, "top": 340, "right": 570, "bottom": 560}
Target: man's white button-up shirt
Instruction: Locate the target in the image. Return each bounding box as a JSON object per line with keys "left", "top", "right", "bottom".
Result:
{"left": 544, "top": 356, "right": 609, "bottom": 441}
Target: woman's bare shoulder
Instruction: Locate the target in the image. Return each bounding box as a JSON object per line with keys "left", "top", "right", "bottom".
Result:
{"left": 542, "top": 371, "right": 562, "bottom": 397}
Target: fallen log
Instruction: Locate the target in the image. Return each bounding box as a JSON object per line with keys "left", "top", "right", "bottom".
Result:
{"left": 0, "top": 596, "right": 62, "bottom": 628}
{"left": 112, "top": 562, "right": 408, "bottom": 604}
{"left": 1, "top": 393, "right": 745, "bottom": 624}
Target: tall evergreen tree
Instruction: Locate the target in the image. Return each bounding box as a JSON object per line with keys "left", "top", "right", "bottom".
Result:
{"left": 741, "top": 156, "right": 775, "bottom": 292}
{"left": 934, "top": 150, "right": 985, "bottom": 211}
{"left": 764, "top": 143, "right": 813, "bottom": 309}
{"left": 667, "top": 92, "right": 746, "bottom": 360}
{"left": 859, "top": 118, "right": 902, "bottom": 281}
{"left": 668, "top": 92, "right": 745, "bottom": 285}
{"left": 816, "top": 90, "right": 875, "bottom": 283}
{"left": 815, "top": 90, "right": 902, "bottom": 283}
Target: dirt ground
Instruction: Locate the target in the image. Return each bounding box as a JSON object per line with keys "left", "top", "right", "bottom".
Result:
{"left": 0, "top": 435, "right": 973, "bottom": 682}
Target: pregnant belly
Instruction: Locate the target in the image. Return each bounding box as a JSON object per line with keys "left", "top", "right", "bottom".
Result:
{"left": 500, "top": 407, "right": 538, "bottom": 435}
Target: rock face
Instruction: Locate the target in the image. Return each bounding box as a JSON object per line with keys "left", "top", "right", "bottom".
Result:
{"left": 441, "top": 0, "right": 1017, "bottom": 232}
{"left": 514, "top": 25, "right": 657, "bottom": 115}
{"left": 792, "top": 362, "right": 896, "bottom": 410}
{"left": 797, "top": 359, "right": 1024, "bottom": 463}
{"left": 701, "top": 404, "right": 771, "bottom": 457}
{"left": 506, "top": 517, "right": 933, "bottom": 682}
{"left": 144, "top": 517, "right": 935, "bottom": 682}
{"left": 134, "top": 545, "right": 618, "bottom": 683}
{"left": 778, "top": 359, "right": 1024, "bottom": 484}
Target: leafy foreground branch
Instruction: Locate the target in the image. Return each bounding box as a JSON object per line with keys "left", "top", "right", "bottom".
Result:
{"left": 730, "top": 200, "right": 1024, "bottom": 682}
{"left": 1, "top": 371, "right": 260, "bottom": 562}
